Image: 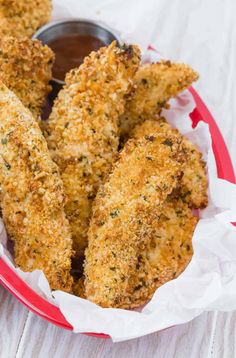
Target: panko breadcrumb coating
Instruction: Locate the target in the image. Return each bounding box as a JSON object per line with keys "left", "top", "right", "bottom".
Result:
{"left": 123, "top": 197, "right": 197, "bottom": 308}
{"left": 0, "top": 36, "right": 54, "bottom": 120}
{"left": 0, "top": 0, "right": 52, "bottom": 38}
{"left": 45, "top": 42, "right": 141, "bottom": 257}
{"left": 84, "top": 131, "right": 189, "bottom": 308}
{"left": 0, "top": 83, "right": 73, "bottom": 292}
{"left": 119, "top": 61, "right": 199, "bottom": 139}
{"left": 131, "top": 118, "right": 208, "bottom": 209}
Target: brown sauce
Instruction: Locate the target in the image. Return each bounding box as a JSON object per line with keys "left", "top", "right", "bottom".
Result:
{"left": 48, "top": 34, "right": 105, "bottom": 81}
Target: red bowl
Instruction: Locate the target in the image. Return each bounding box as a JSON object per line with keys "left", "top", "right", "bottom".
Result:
{"left": 0, "top": 87, "right": 235, "bottom": 339}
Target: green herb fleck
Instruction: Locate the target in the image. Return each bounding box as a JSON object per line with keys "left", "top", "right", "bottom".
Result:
{"left": 79, "top": 155, "right": 88, "bottom": 164}
{"left": 140, "top": 194, "right": 147, "bottom": 201}
{"left": 162, "top": 138, "right": 173, "bottom": 147}
{"left": 110, "top": 209, "right": 119, "bottom": 218}
{"left": 98, "top": 220, "right": 105, "bottom": 227}
{"left": 4, "top": 161, "right": 11, "bottom": 170}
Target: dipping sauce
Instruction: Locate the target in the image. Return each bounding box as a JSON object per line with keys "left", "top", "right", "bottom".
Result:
{"left": 48, "top": 34, "right": 105, "bottom": 82}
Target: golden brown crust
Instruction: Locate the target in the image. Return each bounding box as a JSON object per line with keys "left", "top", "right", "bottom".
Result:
{"left": 0, "top": 0, "right": 52, "bottom": 38}
{"left": 0, "top": 36, "right": 54, "bottom": 119}
{"left": 0, "top": 83, "right": 73, "bottom": 292}
{"left": 84, "top": 130, "right": 189, "bottom": 308}
{"left": 45, "top": 42, "right": 141, "bottom": 257}
{"left": 131, "top": 118, "right": 208, "bottom": 209}
{"left": 119, "top": 61, "right": 199, "bottom": 139}
{"left": 121, "top": 197, "right": 197, "bottom": 308}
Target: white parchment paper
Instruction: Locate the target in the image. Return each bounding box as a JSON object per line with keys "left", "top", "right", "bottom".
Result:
{"left": 1, "top": 0, "right": 236, "bottom": 342}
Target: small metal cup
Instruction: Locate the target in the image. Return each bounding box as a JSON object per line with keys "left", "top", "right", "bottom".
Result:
{"left": 33, "top": 19, "right": 122, "bottom": 102}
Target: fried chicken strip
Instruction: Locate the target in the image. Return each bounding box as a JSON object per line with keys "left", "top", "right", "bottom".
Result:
{"left": 131, "top": 118, "right": 208, "bottom": 209}
{"left": 0, "top": 0, "right": 52, "bottom": 38}
{"left": 119, "top": 61, "right": 199, "bottom": 139}
{"left": 0, "top": 83, "right": 73, "bottom": 292}
{"left": 84, "top": 131, "right": 188, "bottom": 308}
{"left": 45, "top": 42, "right": 141, "bottom": 257}
{"left": 0, "top": 36, "right": 54, "bottom": 120}
{"left": 123, "top": 197, "right": 197, "bottom": 308}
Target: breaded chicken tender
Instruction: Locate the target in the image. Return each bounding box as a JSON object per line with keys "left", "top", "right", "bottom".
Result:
{"left": 45, "top": 42, "right": 141, "bottom": 257}
{"left": 0, "top": 36, "right": 54, "bottom": 120}
{"left": 123, "top": 197, "right": 197, "bottom": 308}
{"left": 119, "top": 61, "right": 199, "bottom": 139}
{"left": 84, "top": 131, "right": 189, "bottom": 308}
{"left": 0, "top": 83, "right": 73, "bottom": 292}
{"left": 131, "top": 118, "right": 208, "bottom": 209}
{"left": 0, "top": 0, "right": 52, "bottom": 38}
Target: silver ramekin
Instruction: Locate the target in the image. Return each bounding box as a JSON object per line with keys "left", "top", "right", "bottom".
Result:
{"left": 33, "top": 19, "right": 122, "bottom": 96}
